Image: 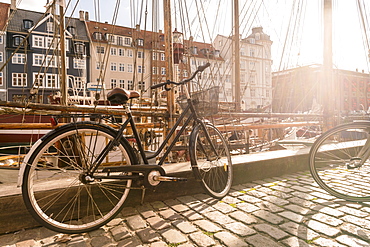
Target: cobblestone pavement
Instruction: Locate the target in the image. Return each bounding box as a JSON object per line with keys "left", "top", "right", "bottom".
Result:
{"left": 1, "top": 170, "right": 370, "bottom": 247}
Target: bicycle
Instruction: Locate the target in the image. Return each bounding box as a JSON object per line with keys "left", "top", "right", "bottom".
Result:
{"left": 309, "top": 121, "right": 370, "bottom": 202}
{"left": 18, "top": 63, "right": 233, "bottom": 233}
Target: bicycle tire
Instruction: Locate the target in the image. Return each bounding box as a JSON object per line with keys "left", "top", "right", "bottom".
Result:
{"left": 189, "top": 122, "right": 233, "bottom": 199}
{"left": 309, "top": 121, "right": 370, "bottom": 202}
{"left": 22, "top": 122, "right": 136, "bottom": 233}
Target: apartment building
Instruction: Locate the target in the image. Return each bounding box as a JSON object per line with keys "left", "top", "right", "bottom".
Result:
{"left": 214, "top": 27, "right": 273, "bottom": 111}
{"left": 5, "top": 4, "right": 90, "bottom": 104}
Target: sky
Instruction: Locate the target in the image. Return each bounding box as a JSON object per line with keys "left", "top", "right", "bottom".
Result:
{"left": 1, "top": 0, "right": 369, "bottom": 73}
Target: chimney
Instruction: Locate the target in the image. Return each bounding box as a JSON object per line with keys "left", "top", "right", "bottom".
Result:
{"left": 11, "top": 0, "right": 16, "bottom": 10}
{"left": 136, "top": 24, "right": 140, "bottom": 31}
{"left": 85, "top": 11, "right": 89, "bottom": 21}
{"left": 79, "top": 10, "right": 85, "bottom": 21}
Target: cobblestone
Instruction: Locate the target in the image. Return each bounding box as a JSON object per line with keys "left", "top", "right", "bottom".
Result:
{"left": 2, "top": 169, "right": 370, "bottom": 247}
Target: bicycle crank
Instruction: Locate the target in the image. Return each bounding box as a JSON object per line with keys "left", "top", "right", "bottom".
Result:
{"left": 147, "top": 170, "right": 188, "bottom": 186}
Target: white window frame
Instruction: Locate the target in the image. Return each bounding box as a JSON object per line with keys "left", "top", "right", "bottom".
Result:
{"left": 33, "top": 73, "right": 44, "bottom": 87}
{"left": 12, "top": 73, "right": 27, "bottom": 87}
{"left": 111, "top": 62, "right": 117, "bottom": 71}
{"left": 128, "top": 64, "right": 133, "bottom": 72}
{"left": 12, "top": 53, "right": 26, "bottom": 64}
{"left": 118, "top": 48, "right": 124, "bottom": 56}
{"left": 45, "top": 74, "right": 59, "bottom": 88}
{"left": 119, "top": 63, "right": 124, "bottom": 72}
{"left": 33, "top": 35, "right": 44, "bottom": 48}
{"left": 110, "top": 47, "right": 117, "bottom": 56}
{"left": 33, "top": 54, "right": 44, "bottom": 66}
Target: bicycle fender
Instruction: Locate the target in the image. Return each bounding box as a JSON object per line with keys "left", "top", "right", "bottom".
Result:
{"left": 17, "top": 138, "right": 43, "bottom": 187}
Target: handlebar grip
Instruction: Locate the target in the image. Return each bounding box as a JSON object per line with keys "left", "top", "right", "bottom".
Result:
{"left": 150, "top": 81, "right": 169, "bottom": 90}
{"left": 197, "top": 62, "right": 210, "bottom": 72}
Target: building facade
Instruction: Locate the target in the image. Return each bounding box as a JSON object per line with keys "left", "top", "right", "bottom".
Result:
{"left": 6, "top": 6, "right": 90, "bottom": 104}
{"left": 272, "top": 65, "right": 370, "bottom": 114}
{"left": 213, "top": 27, "right": 273, "bottom": 111}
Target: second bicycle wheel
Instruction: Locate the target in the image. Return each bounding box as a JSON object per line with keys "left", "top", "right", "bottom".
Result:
{"left": 189, "top": 122, "right": 233, "bottom": 199}
{"left": 309, "top": 121, "right": 370, "bottom": 202}
{"left": 22, "top": 122, "right": 135, "bottom": 233}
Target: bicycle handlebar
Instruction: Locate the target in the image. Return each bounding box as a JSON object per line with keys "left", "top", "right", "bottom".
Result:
{"left": 150, "top": 62, "right": 210, "bottom": 90}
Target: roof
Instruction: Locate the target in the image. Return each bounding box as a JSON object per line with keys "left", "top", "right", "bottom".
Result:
{"left": 7, "top": 8, "right": 89, "bottom": 41}
{"left": 86, "top": 21, "right": 224, "bottom": 61}
{"left": 0, "top": 2, "right": 9, "bottom": 31}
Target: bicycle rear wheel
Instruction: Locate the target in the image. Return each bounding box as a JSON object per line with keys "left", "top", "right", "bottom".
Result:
{"left": 22, "top": 122, "right": 135, "bottom": 233}
{"left": 189, "top": 122, "right": 233, "bottom": 199}
{"left": 309, "top": 121, "right": 370, "bottom": 202}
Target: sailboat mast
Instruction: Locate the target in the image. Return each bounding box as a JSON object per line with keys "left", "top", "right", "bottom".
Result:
{"left": 58, "top": 0, "right": 68, "bottom": 106}
{"left": 323, "top": 0, "right": 334, "bottom": 129}
{"left": 163, "top": 0, "right": 175, "bottom": 126}
{"left": 233, "top": 0, "right": 241, "bottom": 112}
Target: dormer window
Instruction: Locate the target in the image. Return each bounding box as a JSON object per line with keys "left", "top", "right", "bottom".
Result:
{"left": 137, "top": 38, "right": 144, "bottom": 46}
{"left": 93, "top": 32, "right": 103, "bottom": 40}
{"left": 23, "top": 19, "right": 33, "bottom": 30}
{"left": 47, "top": 22, "right": 53, "bottom": 32}
{"left": 67, "top": 26, "right": 76, "bottom": 36}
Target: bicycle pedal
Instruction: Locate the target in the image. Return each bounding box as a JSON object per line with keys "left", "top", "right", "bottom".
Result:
{"left": 154, "top": 176, "right": 188, "bottom": 182}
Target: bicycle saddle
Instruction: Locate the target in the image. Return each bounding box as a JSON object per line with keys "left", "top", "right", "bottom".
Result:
{"left": 107, "top": 88, "right": 140, "bottom": 104}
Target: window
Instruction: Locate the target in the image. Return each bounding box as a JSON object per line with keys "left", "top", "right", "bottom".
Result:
{"left": 12, "top": 73, "right": 27, "bottom": 87}
{"left": 127, "top": 64, "right": 133, "bottom": 72}
{"left": 108, "top": 34, "right": 115, "bottom": 44}
{"left": 110, "top": 47, "right": 117, "bottom": 56}
{"left": 33, "top": 54, "right": 44, "bottom": 66}
{"left": 152, "top": 52, "right": 158, "bottom": 60}
{"left": 127, "top": 80, "right": 133, "bottom": 90}
{"left": 13, "top": 35, "right": 25, "bottom": 47}
{"left": 93, "top": 32, "right": 103, "bottom": 40}
{"left": 74, "top": 77, "right": 85, "bottom": 89}
{"left": 152, "top": 67, "right": 158, "bottom": 75}
{"left": 74, "top": 43, "right": 85, "bottom": 55}
{"left": 12, "top": 53, "right": 26, "bottom": 64}
{"left": 111, "top": 79, "right": 117, "bottom": 88}
{"left": 250, "top": 48, "right": 255, "bottom": 57}
{"left": 127, "top": 49, "right": 133, "bottom": 57}
{"left": 117, "top": 36, "right": 123, "bottom": 46}
{"left": 119, "top": 63, "right": 124, "bottom": 72}
{"left": 33, "top": 36, "right": 44, "bottom": 48}
{"left": 45, "top": 74, "right": 58, "bottom": 88}
{"left": 138, "top": 66, "right": 142, "bottom": 73}
{"left": 137, "top": 51, "right": 144, "bottom": 59}
{"left": 47, "top": 22, "right": 53, "bottom": 32}
{"left": 97, "top": 46, "right": 105, "bottom": 54}
{"left": 161, "top": 53, "right": 165, "bottom": 61}
{"left": 111, "top": 62, "right": 117, "bottom": 71}
{"left": 119, "top": 79, "right": 124, "bottom": 88}
{"left": 45, "top": 37, "right": 55, "bottom": 49}
{"left": 73, "top": 58, "right": 86, "bottom": 69}
{"left": 33, "top": 73, "right": 44, "bottom": 87}
{"left": 46, "top": 55, "right": 57, "bottom": 67}
{"left": 138, "top": 81, "right": 145, "bottom": 90}
{"left": 96, "top": 62, "right": 104, "bottom": 70}
{"left": 0, "top": 72, "right": 3, "bottom": 86}
{"left": 161, "top": 67, "right": 166, "bottom": 75}
{"left": 67, "top": 26, "right": 76, "bottom": 36}
{"left": 0, "top": 35, "right": 3, "bottom": 44}
{"left": 124, "top": 37, "right": 131, "bottom": 45}
{"left": 137, "top": 39, "right": 144, "bottom": 46}
{"left": 23, "top": 19, "right": 33, "bottom": 30}
{"left": 0, "top": 52, "right": 2, "bottom": 62}
{"left": 118, "top": 48, "right": 124, "bottom": 56}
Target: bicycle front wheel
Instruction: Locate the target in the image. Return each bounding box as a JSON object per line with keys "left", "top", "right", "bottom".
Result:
{"left": 309, "top": 121, "right": 370, "bottom": 202}
{"left": 189, "top": 122, "right": 233, "bottom": 199}
{"left": 22, "top": 122, "right": 135, "bottom": 233}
